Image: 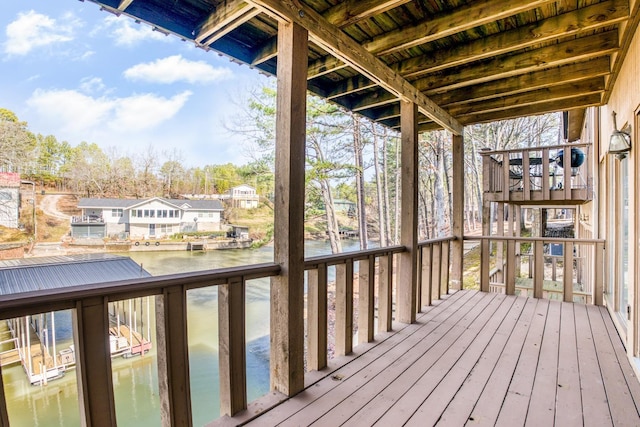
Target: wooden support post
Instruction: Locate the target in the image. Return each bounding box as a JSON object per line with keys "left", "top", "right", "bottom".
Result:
{"left": 523, "top": 153, "right": 531, "bottom": 200}
{"left": 398, "top": 100, "right": 418, "bottom": 324}
{"left": 377, "top": 254, "right": 393, "bottom": 332}
{"left": 421, "top": 245, "right": 433, "bottom": 306}
{"left": 156, "top": 287, "right": 191, "bottom": 427}
{"left": 0, "top": 364, "right": 9, "bottom": 427}
{"left": 594, "top": 242, "right": 604, "bottom": 306}
{"left": 358, "top": 256, "right": 376, "bottom": 344}
{"left": 307, "top": 264, "right": 327, "bottom": 371}
{"left": 506, "top": 239, "right": 516, "bottom": 295}
{"left": 335, "top": 262, "right": 354, "bottom": 356}
{"left": 73, "top": 298, "right": 117, "bottom": 427}
{"left": 451, "top": 133, "right": 464, "bottom": 290}
{"left": 270, "top": 20, "right": 307, "bottom": 396}
{"left": 431, "top": 243, "right": 442, "bottom": 300}
{"left": 502, "top": 153, "right": 511, "bottom": 202}
{"left": 564, "top": 242, "right": 574, "bottom": 303}
{"left": 218, "top": 278, "right": 247, "bottom": 416}
{"left": 534, "top": 240, "right": 544, "bottom": 299}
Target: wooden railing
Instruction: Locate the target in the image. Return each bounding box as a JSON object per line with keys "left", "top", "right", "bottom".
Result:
{"left": 0, "top": 237, "right": 455, "bottom": 426}
{"left": 468, "top": 236, "right": 605, "bottom": 305}
{"left": 480, "top": 143, "right": 592, "bottom": 203}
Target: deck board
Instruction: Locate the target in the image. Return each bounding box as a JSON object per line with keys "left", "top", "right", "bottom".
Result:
{"left": 217, "top": 291, "right": 640, "bottom": 427}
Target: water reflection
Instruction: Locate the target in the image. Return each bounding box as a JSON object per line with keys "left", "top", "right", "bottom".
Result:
{"left": 2, "top": 240, "right": 366, "bottom": 426}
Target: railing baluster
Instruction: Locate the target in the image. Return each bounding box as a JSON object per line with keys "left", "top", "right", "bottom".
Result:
{"left": 564, "top": 242, "right": 574, "bottom": 303}
{"left": 218, "top": 277, "right": 247, "bottom": 416}
{"left": 442, "top": 240, "right": 450, "bottom": 295}
{"left": 307, "top": 264, "right": 327, "bottom": 370}
{"left": 377, "top": 254, "right": 393, "bottom": 333}
{"left": 335, "top": 261, "right": 354, "bottom": 356}
{"left": 73, "top": 297, "right": 117, "bottom": 427}
{"left": 421, "top": 245, "right": 433, "bottom": 306}
{"left": 502, "top": 153, "right": 511, "bottom": 201}
{"left": 523, "top": 152, "right": 530, "bottom": 200}
{"left": 416, "top": 248, "right": 422, "bottom": 311}
{"left": 431, "top": 243, "right": 442, "bottom": 300}
{"left": 156, "top": 287, "right": 191, "bottom": 427}
{"left": 564, "top": 147, "right": 572, "bottom": 199}
{"left": 534, "top": 241, "right": 544, "bottom": 299}
{"left": 480, "top": 238, "right": 490, "bottom": 292}
{"left": 358, "top": 256, "right": 376, "bottom": 344}
{"left": 0, "top": 360, "right": 10, "bottom": 427}
{"left": 505, "top": 239, "right": 516, "bottom": 295}
{"left": 542, "top": 148, "right": 550, "bottom": 199}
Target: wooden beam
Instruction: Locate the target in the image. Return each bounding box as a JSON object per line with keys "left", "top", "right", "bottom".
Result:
{"left": 451, "top": 134, "right": 464, "bottom": 290}
{"left": 248, "top": 0, "right": 463, "bottom": 135}
{"left": 307, "top": 56, "right": 348, "bottom": 79}
{"left": 251, "top": 0, "right": 408, "bottom": 65}
{"left": 393, "top": 0, "right": 628, "bottom": 79}
{"left": 413, "top": 31, "right": 619, "bottom": 94}
{"left": 447, "top": 77, "right": 605, "bottom": 117}
{"left": 326, "top": 75, "right": 377, "bottom": 99}
{"left": 118, "top": 0, "right": 134, "bottom": 11}
{"left": 270, "top": 20, "right": 307, "bottom": 397}
{"left": 364, "top": 0, "right": 557, "bottom": 56}
{"left": 429, "top": 58, "right": 611, "bottom": 107}
{"left": 397, "top": 100, "right": 419, "bottom": 323}
{"left": 457, "top": 93, "right": 603, "bottom": 126}
{"left": 350, "top": 91, "right": 398, "bottom": 112}
{"left": 194, "top": 1, "right": 260, "bottom": 45}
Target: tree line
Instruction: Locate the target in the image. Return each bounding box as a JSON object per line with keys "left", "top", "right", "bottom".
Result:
{"left": 1, "top": 92, "right": 560, "bottom": 253}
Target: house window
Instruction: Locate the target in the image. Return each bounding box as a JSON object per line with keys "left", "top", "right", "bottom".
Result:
{"left": 0, "top": 191, "right": 12, "bottom": 200}
{"left": 144, "top": 210, "right": 150, "bottom": 218}
{"left": 131, "top": 210, "right": 137, "bottom": 218}
{"left": 112, "top": 208, "right": 123, "bottom": 217}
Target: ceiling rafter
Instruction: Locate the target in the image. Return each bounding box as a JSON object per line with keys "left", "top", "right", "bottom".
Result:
{"left": 194, "top": 1, "right": 260, "bottom": 45}
{"left": 391, "top": 0, "right": 628, "bottom": 79}
{"left": 248, "top": 0, "right": 463, "bottom": 134}
{"left": 118, "top": 0, "right": 134, "bottom": 12}
{"left": 363, "top": 0, "right": 557, "bottom": 56}
{"left": 414, "top": 31, "right": 619, "bottom": 95}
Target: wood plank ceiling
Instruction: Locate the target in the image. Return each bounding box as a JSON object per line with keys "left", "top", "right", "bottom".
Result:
{"left": 87, "top": 0, "right": 639, "bottom": 137}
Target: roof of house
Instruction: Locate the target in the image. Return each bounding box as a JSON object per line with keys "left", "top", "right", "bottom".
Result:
{"left": 0, "top": 253, "right": 151, "bottom": 296}
{"left": 78, "top": 197, "right": 224, "bottom": 211}
{"left": 0, "top": 172, "right": 20, "bottom": 188}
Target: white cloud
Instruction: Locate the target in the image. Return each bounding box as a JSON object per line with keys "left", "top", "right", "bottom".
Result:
{"left": 97, "top": 15, "right": 169, "bottom": 47}
{"left": 3, "top": 10, "right": 79, "bottom": 56}
{"left": 26, "top": 88, "right": 192, "bottom": 136}
{"left": 123, "top": 55, "right": 233, "bottom": 84}
{"left": 79, "top": 77, "right": 106, "bottom": 95}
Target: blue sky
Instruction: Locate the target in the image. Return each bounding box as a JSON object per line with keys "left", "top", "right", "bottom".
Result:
{"left": 0, "top": 1, "right": 270, "bottom": 167}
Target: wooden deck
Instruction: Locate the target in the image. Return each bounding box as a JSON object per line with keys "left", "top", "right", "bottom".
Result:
{"left": 216, "top": 290, "right": 640, "bottom": 426}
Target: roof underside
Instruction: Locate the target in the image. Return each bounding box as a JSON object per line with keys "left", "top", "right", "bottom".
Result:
{"left": 86, "top": 0, "right": 640, "bottom": 136}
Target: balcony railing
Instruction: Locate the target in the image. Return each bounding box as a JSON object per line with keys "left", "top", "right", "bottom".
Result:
{"left": 480, "top": 143, "right": 593, "bottom": 204}
{"left": 0, "top": 237, "right": 454, "bottom": 426}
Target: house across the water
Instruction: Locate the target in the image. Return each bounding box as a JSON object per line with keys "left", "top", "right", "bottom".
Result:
{"left": 71, "top": 197, "right": 224, "bottom": 239}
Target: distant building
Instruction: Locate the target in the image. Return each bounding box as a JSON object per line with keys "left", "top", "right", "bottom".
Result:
{"left": 0, "top": 173, "right": 21, "bottom": 229}
{"left": 72, "top": 197, "right": 224, "bottom": 239}
{"left": 226, "top": 184, "right": 259, "bottom": 209}
{"left": 333, "top": 199, "right": 356, "bottom": 215}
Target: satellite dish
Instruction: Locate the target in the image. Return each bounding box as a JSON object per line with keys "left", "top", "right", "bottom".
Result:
{"left": 556, "top": 148, "right": 585, "bottom": 168}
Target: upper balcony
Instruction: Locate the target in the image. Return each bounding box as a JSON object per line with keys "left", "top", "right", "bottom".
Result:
{"left": 481, "top": 143, "right": 593, "bottom": 205}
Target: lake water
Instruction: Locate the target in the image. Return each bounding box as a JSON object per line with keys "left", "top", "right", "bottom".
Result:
{"left": 1, "top": 240, "right": 367, "bottom": 427}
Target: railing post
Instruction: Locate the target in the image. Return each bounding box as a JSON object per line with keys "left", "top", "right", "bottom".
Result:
{"left": 542, "top": 148, "right": 550, "bottom": 199}
{"left": 421, "top": 245, "right": 433, "bottom": 306}
{"left": 73, "top": 297, "right": 117, "bottom": 427}
{"left": 0, "top": 364, "right": 9, "bottom": 427}
{"left": 398, "top": 100, "right": 418, "bottom": 323}
{"left": 218, "top": 278, "right": 247, "bottom": 416}
{"left": 377, "top": 254, "right": 393, "bottom": 332}
{"left": 506, "top": 239, "right": 516, "bottom": 295}
{"left": 523, "top": 152, "right": 531, "bottom": 200}
{"left": 534, "top": 241, "right": 544, "bottom": 299}
{"left": 451, "top": 133, "right": 464, "bottom": 290}
{"left": 307, "top": 264, "right": 327, "bottom": 370}
{"left": 502, "top": 153, "right": 511, "bottom": 202}
{"left": 431, "top": 242, "right": 442, "bottom": 300}
{"left": 156, "top": 287, "right": 191, "bottom": 427}
{"left": 358, "top": 255, "right": 376, "bottom": 344}
{"left": 335, "top": 261, "right": 354, "bottom": 356}
{"left": 564, "top": 242, "right": 574, "bottom": 302}
{"left": 442, "top": 240, "right": 451, "bottom": 295}
{"left": 271, "top": 19, "right": 307, "bottom": 396}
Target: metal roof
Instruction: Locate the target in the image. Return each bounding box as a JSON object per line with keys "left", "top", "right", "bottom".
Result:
{"left": 0, "top": 254, "right": 151, "bottom": 296}
{"left": 78, "top": 197, "right": 224, "bottom": 211}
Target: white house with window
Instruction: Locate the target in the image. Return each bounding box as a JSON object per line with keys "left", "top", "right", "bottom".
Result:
{"left": 226, "top": 184, "right": 259, "bottom": 209}
{"left": 73, "top": 197, "right": 224, "bottom": 239}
